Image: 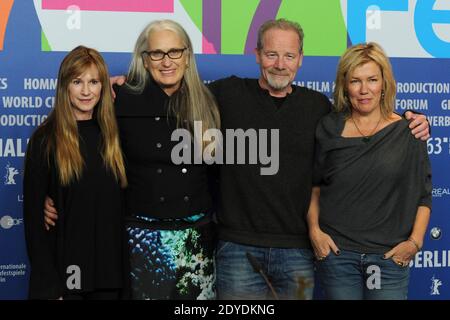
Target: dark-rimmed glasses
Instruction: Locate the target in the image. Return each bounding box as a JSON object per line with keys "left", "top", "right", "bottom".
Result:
{"left": 142, "top": 48, "right": 187, "bottom": 61}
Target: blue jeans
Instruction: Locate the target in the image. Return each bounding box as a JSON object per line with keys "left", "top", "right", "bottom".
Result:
{"left": 216, "top": 240, "right": 315, "bottom": 300}
{"left": 316, "top": 250, "right": 410, "bottom": 300}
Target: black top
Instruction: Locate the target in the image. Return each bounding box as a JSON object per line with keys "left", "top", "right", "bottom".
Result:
{"left": 24, "top": 119, "right": 123, "bottom": 299}
{"left": 208, "top": 76, "right": 331, "bottom": 248}
{"left": 314, "top": 112, "right": 432, "bottom": 253}
{"left": 271, "top": 96, "right": 287, "bottom": 109}
{"left": 114, "top": 82, "right": 213, "bottom": 218}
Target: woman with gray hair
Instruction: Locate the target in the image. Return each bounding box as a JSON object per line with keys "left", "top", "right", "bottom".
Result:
{"left": 114, "top": 19, "right": 220, "bottom": 300}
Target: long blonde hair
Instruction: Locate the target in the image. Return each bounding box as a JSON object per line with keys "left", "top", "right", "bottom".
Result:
{"left": 34, "top": 46, "right": 127, "bottom": 187}
{"left": 334, "top": 42, "right": 396, "bottom": 119}
{"left": 126, "top": 19, "right": 220, "bottom": 135}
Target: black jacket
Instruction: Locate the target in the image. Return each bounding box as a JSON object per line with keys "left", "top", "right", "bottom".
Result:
{"left": 114, "top": 82, "right": 213, "bottom": 218}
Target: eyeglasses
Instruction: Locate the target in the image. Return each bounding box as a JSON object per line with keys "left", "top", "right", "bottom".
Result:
{"left": 142, "top": 48, "right": 187, "bottom": 61}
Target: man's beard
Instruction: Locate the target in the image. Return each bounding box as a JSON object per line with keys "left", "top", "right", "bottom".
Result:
{"left": 266, "top": 71, "right": 291, "bottom": 91}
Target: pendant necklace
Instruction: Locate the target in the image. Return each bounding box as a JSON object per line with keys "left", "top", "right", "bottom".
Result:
{"left": 351, "top": 115, "right": 381, "bottom": 142}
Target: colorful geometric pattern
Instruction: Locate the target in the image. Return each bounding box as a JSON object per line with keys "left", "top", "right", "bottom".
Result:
{"left": 42, "top": 0, "right": 174, "bottom": 12}
{"left": 30, "top": 0, "right": 450, "bottom": 57}
{"left": 0, "top": 0, "right": 14, "bottom": 51}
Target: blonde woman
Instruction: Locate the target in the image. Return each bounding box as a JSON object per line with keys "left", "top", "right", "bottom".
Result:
{"left": 24, "top": 46, "right": 127, "bottom": 300}
{"left": 307, "top": 43, "right": 431, "bottom": 300}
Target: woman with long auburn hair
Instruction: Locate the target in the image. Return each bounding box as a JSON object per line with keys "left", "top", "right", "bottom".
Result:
{"left": 44, "top": 20, "right": 220, "bottom": 300}
{"left": 24, "top": 45, "right": 127, "bottom": 300}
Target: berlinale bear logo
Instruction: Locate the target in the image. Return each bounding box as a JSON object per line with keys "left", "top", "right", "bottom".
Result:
{"left": 4, "top": 163, "right": 19, "bottom": 185}
{"left": 430, "top": 275, "right": 443, "bottom": 296}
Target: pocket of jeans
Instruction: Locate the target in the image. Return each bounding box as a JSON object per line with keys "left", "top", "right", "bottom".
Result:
{"left": 387, "top": 258, "right": 408, "bottom": 270}
{"left": 215, "top": 241, "right": 232, "bottom": 257}
{"left": 298, "top": 248, "right": 314, "bottom": 260}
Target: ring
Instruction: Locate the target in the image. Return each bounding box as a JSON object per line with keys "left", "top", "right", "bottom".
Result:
{"left": 317, "top": 256, "right": 325, "bottom": 261}
{"left": 397, "top": 261, "right": 403, "bottom": 266}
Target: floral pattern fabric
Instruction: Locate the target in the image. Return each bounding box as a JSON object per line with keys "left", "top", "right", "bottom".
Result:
{"left": 126, "top": 214, "right": 216, "bottom": 300}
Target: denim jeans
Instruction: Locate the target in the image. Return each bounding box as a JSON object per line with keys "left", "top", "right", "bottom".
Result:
{"left": 316, "top": 249, "right": 410, "bottom": 300}
{"left": 216, "top": 240, "right": 315, "bottom": 300}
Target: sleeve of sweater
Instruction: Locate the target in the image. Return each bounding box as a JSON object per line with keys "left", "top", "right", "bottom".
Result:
{"left": 312, "top": 112, "right": 337, "bottom": 186}
{"left": 206, "top": 78, "right": 221, "bottom": 98}
{"left": 418, "top": 140, "right": 432, "bottom": 209}
{"left": 206, "top": 76, "right": 237, "bottom": 108}
{"left": 23, "top": 134, "right": 63, "bottom": 299}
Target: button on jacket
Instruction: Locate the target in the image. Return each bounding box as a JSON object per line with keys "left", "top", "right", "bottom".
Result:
{"left": 114, "top": 82, "right": 212, "bottom": 219}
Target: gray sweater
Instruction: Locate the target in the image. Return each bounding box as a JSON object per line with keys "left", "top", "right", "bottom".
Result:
{"left": 314, "top": 112, "right": 432, "bottom": 254}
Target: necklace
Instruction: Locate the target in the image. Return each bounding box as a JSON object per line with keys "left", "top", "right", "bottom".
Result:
{"left": 351, "top": 115, "right": 381, "bottom": 142}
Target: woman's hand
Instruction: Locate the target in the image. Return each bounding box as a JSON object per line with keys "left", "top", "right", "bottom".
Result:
{"left": 383, "top": 240, "right": 419, "bottom": 267}
{"left": 309, "top": 227, "right": 340, "bottom": 260}
{"left": 44, "top": 196, "right": 58, "bottom": 230}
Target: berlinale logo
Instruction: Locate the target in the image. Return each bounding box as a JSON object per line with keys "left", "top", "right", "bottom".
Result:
{"left": 430, "top": 275, "right": 443, "bottom": 296}
{"left": 4, "top": 163, "right": 19, "bottom": 185}
{"left": 0, "top": 0, "right": 14, "bottom": 51}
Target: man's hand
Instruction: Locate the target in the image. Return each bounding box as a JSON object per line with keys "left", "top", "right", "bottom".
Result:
{"left": 404, "top": 111, "right": 430, "bottom": 141}
{"left": 110, "top": 75, "right": 127, "bottom": 99}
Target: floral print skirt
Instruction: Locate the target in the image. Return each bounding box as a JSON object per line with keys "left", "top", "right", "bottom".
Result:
{"left": 124, "top": 213, "right": 216, "bottom": 300}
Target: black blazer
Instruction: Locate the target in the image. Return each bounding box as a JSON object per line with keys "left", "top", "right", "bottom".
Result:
{"left": 114, "top": 82, "right": 213, "bottom": 219}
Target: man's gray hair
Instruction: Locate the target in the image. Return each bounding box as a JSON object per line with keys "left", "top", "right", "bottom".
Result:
{"left": 257, "top": 18, "right": 304, "bottom": 52}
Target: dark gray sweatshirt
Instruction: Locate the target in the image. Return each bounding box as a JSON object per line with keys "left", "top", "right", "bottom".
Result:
{"left": 314, "top": 112, "right": 432, "bottom": 254}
